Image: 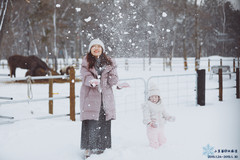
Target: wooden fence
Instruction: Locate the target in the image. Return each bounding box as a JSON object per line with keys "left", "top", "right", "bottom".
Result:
{"left": 0, "top": 67, "right": 77, "bottom": 121}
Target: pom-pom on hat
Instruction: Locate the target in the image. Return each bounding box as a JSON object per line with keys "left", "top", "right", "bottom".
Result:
{"left": 148, "top": 82, "right": 161, "bottom": 97}
{"left": 88, "top": 38, "right": 105, "bottom": 53}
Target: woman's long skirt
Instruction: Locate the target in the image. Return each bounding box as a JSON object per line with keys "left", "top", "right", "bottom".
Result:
{"left": 81, "top": 108, "right": 111, "bottom": 150}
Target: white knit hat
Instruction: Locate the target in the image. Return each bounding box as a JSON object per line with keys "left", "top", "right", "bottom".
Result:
{"left": 88, "top": 38, "right": 105, "bottom": 53}
{"left": 148, "top": 82, "right": 161, "bottom": 97}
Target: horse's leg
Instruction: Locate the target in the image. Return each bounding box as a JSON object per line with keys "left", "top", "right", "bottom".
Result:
{"left": 9, "top": 67, "right": 13, "bottom": 77}
{"left": 10, "top": 67, "right": 16, "bottom": 77}
{"left": 30, "top": 62, "right": 38, "bottom": 76}
{"left": 13, "top": 68, "right": 16, "bottom": 77}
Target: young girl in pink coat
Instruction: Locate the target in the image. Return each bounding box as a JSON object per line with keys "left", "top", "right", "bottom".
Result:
{"left": 142, "top": 83, "right": 175, "bottom": 148}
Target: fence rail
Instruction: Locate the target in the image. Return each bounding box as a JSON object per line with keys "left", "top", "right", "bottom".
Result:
{"left": 0, "top": 96, "right": 72, "bottom": 105}
{"left": 0, "top": 75, "right": 69, "bottom": 82}
{"left": 1, "top": 68, "right": 239, "bottom": 124}
{"left": 0, "top": 67, "right": 77, "bottom": 122}
{"left": 147, "top": 73, "right": 197, "bottom": 107}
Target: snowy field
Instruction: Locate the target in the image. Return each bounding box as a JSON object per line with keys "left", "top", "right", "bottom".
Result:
{"left": 0, "top": 57, "right": 239, "bottom": 160}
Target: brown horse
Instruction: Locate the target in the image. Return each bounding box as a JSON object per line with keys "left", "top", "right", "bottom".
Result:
{"left": 25, "top": 68, "right": 60, "bottom": 77}
{"left": 8, "top": 55, "right": 50, "bottom": 77}
{"left": 60, "top": 66, "right": 73, "bottom": 75}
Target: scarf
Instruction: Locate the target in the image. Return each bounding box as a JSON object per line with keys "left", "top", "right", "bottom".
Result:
{"left": 94, "top": 55, "right": 106, "bottom": 76}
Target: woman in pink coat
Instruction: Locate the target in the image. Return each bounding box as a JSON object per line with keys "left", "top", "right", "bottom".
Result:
{"left": 142, "top": 83, "right": 175, "bottom": 149}
{"left": 80, "top": 39, "right": 119, "bottom": 159}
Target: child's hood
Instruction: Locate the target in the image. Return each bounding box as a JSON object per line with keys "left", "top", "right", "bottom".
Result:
{"left": 148, "top": 82, "right": 161, "bottom": 98}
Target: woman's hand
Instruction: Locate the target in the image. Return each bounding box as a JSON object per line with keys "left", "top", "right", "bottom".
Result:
{"left": 89, "top": 79, "right": 100, "bottom": 87}
{"left": 117, "top": 82, "right": 130, "bottom": 89}
{"left": 148, "top": 118, "right": 157, "bottom": 128}
{"left": 148, "top": 121, "right": 158, "bottom": 128}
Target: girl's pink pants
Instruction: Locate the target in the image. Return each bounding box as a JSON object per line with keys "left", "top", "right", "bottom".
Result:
{"left": 147, "top": 126, "right": 166, "bottom": 148}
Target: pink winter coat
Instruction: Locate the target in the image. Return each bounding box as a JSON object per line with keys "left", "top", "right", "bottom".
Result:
{"left": 80, "top": 56, "right": 119, "bottom": 121}
{"left": 142, "top": 101, "right": 171, "bottom": 127}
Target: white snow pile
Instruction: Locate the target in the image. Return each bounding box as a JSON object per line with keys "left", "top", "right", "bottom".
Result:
{"left": 0, "top": 57, "right": 239, "bottom": 160}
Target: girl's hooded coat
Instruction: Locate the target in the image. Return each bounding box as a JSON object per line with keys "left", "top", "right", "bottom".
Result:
{"left": 142, "top": 83, "right": 171, "bottom": 126}
{"left": 142, "top": 101, "right": 170, "bottom": 126}
{"left": 80, "top": 55, "right": 118, "bottom": 121}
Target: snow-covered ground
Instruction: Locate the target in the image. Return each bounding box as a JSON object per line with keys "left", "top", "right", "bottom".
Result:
{"left": 0, "top": 57, "right": 239, "bottom": 160}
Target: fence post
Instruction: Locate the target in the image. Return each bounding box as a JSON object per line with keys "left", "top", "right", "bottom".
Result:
{"left": 163, "top": 58, "right": 165, "bottom": 71}
{"left": 149, "top": 57, "right": 151, "bottom": 71}
{"left": 49, "top": 77, "right": 53, "bottom": 114}
{"left": 238, "top": 57, "right": 240, "bottom": 67}
{"left": 195, "top": 58, "right": 200, "bottom": 71}
{"left": 170, "top": 59, "right": 172, "bottom": 71}
{"left": 184, "top": 58, "right": 188, "bottom": 71}
{"left": 197, "top": 69, "right": 205, "bottom": 106}
{"left": 69, "top": 67, "right": 75, "bottom": 121}
{"left": 219, "top": 68, "right": 223, "bottom": 101}
{"left": 237, "top": 68, "right": 240, "bottom": 98}
{"left": 125, "top": 59, "right": 128, "bottom": 71}
{"left": 220, "top": 59, "right": 222, "bottom": 66}
{"left": 208, "top": 59, "right": 210, "bottom": 72}
{"left": 233, "top": 59, "right": 236, "bottom": 73}
{"left": 143, "top": 58, "right": 145, "bottom": 71}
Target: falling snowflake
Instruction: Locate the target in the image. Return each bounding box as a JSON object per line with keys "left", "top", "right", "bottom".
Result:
{"left": 147, "top": 22, "right": 154, "bottom": 27}
{"left": 203, "top": 144, "right": 214, "bottom": 157}
{"left": 108, "top": 46, "right": 112, "bottom": 51}
{"left": 84, "top": 17, "right": 91, "bottom": 22}
{"left": 162, "top": 12, "right": 167, "bottom": 17}
{"left": 119, "top": 13, "right": 123, "bottom": 18}
{"left": 75, "top": 8, "right": 81, "bottom": 12}
{"left": 56, "top": 4, "right": 61, "bottom": 8}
